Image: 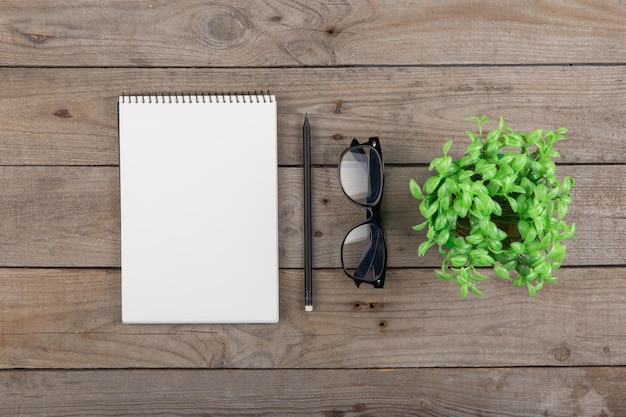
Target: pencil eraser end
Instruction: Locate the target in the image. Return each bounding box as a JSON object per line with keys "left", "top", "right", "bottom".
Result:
{"left": 305, "top": 305, "right": 313, "bottom": 312}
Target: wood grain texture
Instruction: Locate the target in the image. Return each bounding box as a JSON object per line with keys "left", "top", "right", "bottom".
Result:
{"left": 1, "top": 367, "right": 625, "bottom": 416}
{"left": 1, "top": 66, "right": 625, "bottom": 165}
{"left": 1, "top": 267, "right": 624, "bottom": 369}
{"left": 0, "top": 167, "right": 120, "bottom": 267}
{"left": 1, "top": 0, "right": 626, "bottom": 67}
{"left": 0, "top": 165, "right": 616, "bottom": 268}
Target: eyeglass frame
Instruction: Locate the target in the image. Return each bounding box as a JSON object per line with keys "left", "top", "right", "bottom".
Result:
{"left": 338, "top": 136, "right": 387, "bottom": 288}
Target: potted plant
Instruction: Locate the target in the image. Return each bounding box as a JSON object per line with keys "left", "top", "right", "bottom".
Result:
{"left": 410, "top": 116, "right": 575, "bottom": 297}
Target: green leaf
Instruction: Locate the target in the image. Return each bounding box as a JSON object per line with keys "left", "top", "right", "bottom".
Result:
{"left": 470, "top": 268, "right": 488, "bottom": 281}
{"left": 474, "top": 196, "right": 488, "bottom": 215}
{"left": 557, "top": 199, "right": 569, "bottom": 219}
{"left": 512, "top": 154, "right": 528, "bottom": 173}
{"left": 471, "top": 181, "right": 488, "bottom": 196}
{"left": 523, "top": 227, "right": 538, "bottom": 243}
{"left": 459, "top": 285, "right": 469, "bottom": 298}
{"left": 470, "top": 249, "right": 495, "bottom": 267}
{"left": 524, "top": 239, "right": 540, "bottom": 252}
{"left": 479, "top": 218, "right": 499, "bottom": 240}
{"left": 481, "top": 164, "right": 497, "bottom": 181}
{"left": 504, "top": 259, "right": 518, "bottom": 271}
{"left": 490, "top": 200, "right": 503, "bottom": 216}
{"left": 436, "top": 156, "right": 453, "bottom": 175}
{"left": 494, "top": 264, "right": 510, "bottom": 279}
{"left": 453, "top": 197, "right": 469, "bottom": 217}
{"left": 423, "top": 176, "right": 442, "bottom": 194}
{"left": 443, "top": 139, "right": 454, "bottom": 156}
{"left": 534, "top": 261, "right": 552, "bottom": 277}
{"left": 465, "top": 140, "right": 483, "bottom": 155}
{"left": 543, "top": 275, "right": 558, "bottom": 284}
{"left": 429, "top": 157, "right": 441, "bottom": 172}
{"left": 541, "top": 158, "right": 556, "bottom": 177}
{"left": 506, "top": 133, "right": 524, "bottom": 148}
{"left": 412, "top": 221, "right": 428, "bottom": 231}
{"left": 559, "top": 223, "right": 576, "bottom": 241}
{"left": 505, "top": 196, "right": 518, "bottom": 213}
{"left": 440, "top": 195, "right": 451, "bottom": 211}
{"left": 520, "top": 177, "right": 533, "bottom": 194}
{"left": 531, "top": 161, "right": 543, "bottom": 178}
{"left": 488, "top": 238, "right": 503, "bottom": 252}
{"left": 434, "top": 214, "right": 448, "bottom": 231}
{"left": 446, "top": 208, "right": 458, "bottom": 230}
{"left": 518, "top": 220, "right": 531, "bottom": 239}
{"left": 460, "top": 153, "right": 479, "bottom": 167}
{"left": 486, "top": 128, "right": 501, "bottom": 144}
{"left": 420, "top": 200, "right": 439, "bottom": 219}
{"left": 435, "top": 269, "right": 454, "bottom": 281}
{"left": 527, "top": 129, "right": 543, "bottom": 145}
{"left": 534, "top": 183, "right": 548, "bottom": 201}
{"left": 466, "top": 233, "right": 483, "bottom": 245}
{"left": 436, "top": 229, "right": 451, "bottom": 247}
{"left": 445, "top": 177, "right": 459, "bottom": 195}
{"left": 494, "top": 228, "right": 508, "bottom": 242}
{"left": 562, "top": 176, "right": 575, "bottom": 193}
{"left": 511, "top": 241, "right": 525, "bottom": 255}
{"left": 458, "top": 170, "right": 475, "bottom": 182}
{"left": 469, "top": 283, "right": 484, "bottom": 296}
{"left": 418, "top": 240, "right": 435, "bottom": 257}
{"left": 465, "top": 131, "right": 478, "bottom": 142}
{"left": 485, "top": 140, "right": 502, "bottom": 157}
{"left": 455, "top": 244, "right": 472, "bottom": 257}
{"left": 409, "top": 178, "right": 424, "bottom": 200}
{"left": 450, "top": 255, "right": 469, "bottom": 268}
{"left": 437, "top": 182, "right": 448, "bottom": 201}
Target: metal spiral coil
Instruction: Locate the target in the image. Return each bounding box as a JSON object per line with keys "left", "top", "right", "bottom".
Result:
{"left": 119, "top": 91, "right": 273, "bottom": 104}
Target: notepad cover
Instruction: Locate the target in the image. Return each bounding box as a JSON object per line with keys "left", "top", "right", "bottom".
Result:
{"left": 118, "top": 93, "right": 279, "bottom": 323}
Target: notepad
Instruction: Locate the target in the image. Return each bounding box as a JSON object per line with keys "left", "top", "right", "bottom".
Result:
{"left": 118, "top": 92, "right": 279, "bottom": 324}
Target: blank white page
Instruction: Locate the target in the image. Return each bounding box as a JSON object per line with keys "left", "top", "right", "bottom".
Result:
{"left": 119, "top": 93, "right": 278, "bottom": 323}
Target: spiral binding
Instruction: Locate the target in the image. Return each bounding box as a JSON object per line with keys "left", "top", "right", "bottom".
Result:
{"left": 120, "top": 91, "right": 273, "bottom": 104}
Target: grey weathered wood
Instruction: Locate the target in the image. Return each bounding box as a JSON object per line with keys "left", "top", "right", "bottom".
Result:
{"left": 1, "top": 267, "right": 624, "bottom": 369}
{"left": 0, "top": 165, "right": 615, "bottom": 268}
{"left": 1, "top": 1, "right": 626, "bottom": 67}
{"left": 0, "top": 66, "right": 625, "bottom": 165}
{"left": 1, "top": 367, "right": 625, "bottom": 416}
{"left": 0, "top": 167, "right": 120, "bottom": 267}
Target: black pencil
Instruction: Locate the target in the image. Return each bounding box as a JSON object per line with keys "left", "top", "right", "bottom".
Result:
{"left": 303, "top": 113, "right": 313, "bottom": 312}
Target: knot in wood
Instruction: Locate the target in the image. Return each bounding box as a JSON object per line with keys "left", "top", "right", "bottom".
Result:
{"left": 554, "top": 344, "right": 571, "bottom": 361}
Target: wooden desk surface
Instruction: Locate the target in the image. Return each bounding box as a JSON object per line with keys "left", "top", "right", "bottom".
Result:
{"left": 1, "top": 1, "right": 626, "bottom": 415}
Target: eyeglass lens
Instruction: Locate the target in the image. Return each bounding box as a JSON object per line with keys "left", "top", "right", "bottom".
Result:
{"left": 342, "top": 223, "right": 386, "bottom": 282}
{"left": 339, "top": 146, "right": 382, "bottom": 206}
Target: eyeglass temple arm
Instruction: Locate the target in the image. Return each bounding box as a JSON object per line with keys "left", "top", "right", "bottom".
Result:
{"left": 352, "top": 226, "right": 386, "bottom": 287}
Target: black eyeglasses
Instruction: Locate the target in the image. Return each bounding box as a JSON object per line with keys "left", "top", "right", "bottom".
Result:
{"left": 338, "top": 137, "right": 387, "bottom": 288}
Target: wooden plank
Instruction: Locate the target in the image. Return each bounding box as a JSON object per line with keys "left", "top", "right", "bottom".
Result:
{"left": 1, "top": 1, "right": 626, "bottom": 67}
{"left": 1, "top": 367, "right": 625, "bottom": 416}
{"left": 0, "top": 165, "right": 620, "bottom": 268}
{"left": 0, "top": 66, "right": 625, "bottom": 165}
{"left": 0, "top": 166, "right": 119, "bottom": 267}
{"left": 1, "top": 267, "right": 625, "bottom": 368}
